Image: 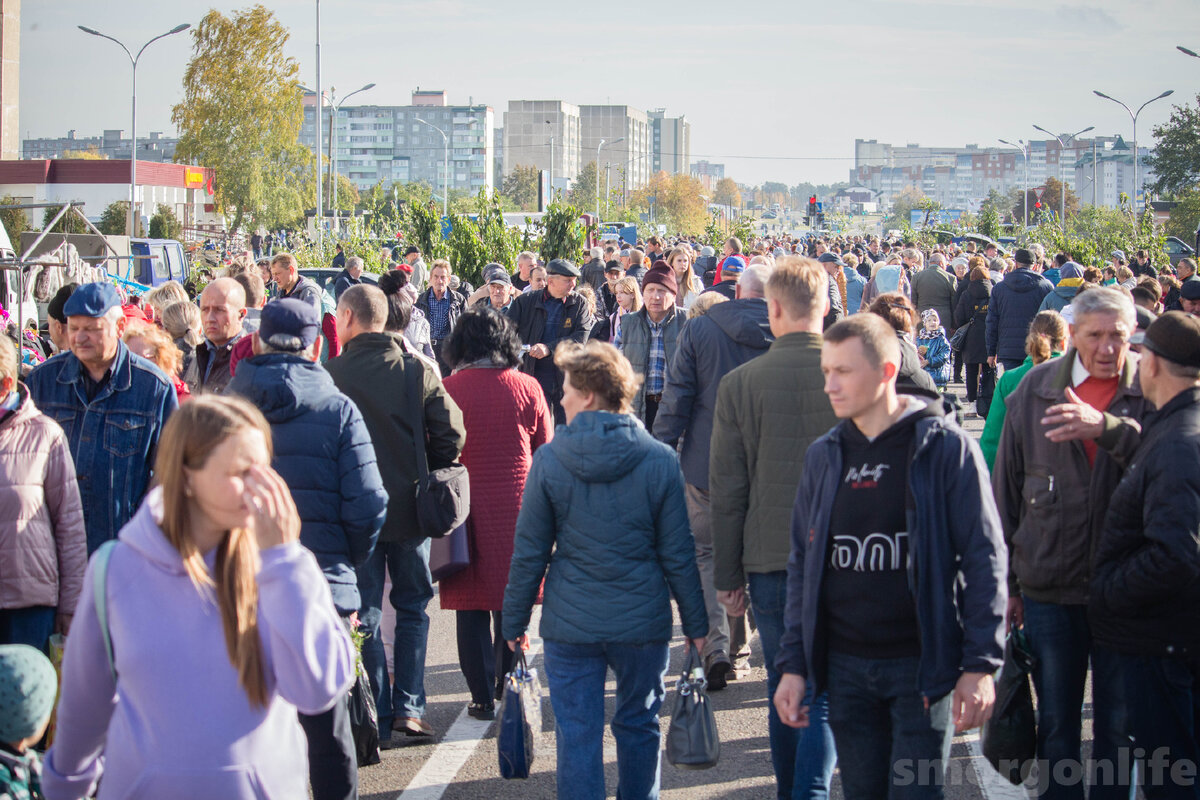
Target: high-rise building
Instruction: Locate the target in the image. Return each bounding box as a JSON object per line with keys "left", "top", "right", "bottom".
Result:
{"left": 690, "top": 160, "right": 724, "bottom": 192}
{"left": 0, "top": 0, "right": 18, "bottom": 161}
{"left": 579, "top": 105, "right": 651, "bottom": 194}
{"left": 300, "top": 90, "right": 495, "bottom": 196}
{"left": 648, "top": 109, "right": 690, "bottom": 175}
{"left": 502, "top": 100, "right": 581, "bottom": 194}
{"left": 22, "top": 129, "right": 178, "bottom": 162}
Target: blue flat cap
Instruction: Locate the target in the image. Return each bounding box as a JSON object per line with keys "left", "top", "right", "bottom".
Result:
{"left": 62, "top": 282, "right": 121, "bottom": 318}
{"left": 259, "top": 298, "right": 320, "bottom": 351}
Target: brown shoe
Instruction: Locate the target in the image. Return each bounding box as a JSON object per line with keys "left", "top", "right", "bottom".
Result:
{"left": 393, "top": 717, "right": 433, "bottom": 737}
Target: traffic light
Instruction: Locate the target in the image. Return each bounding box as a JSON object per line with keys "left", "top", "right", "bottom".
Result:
{"left": 808, "top": 196, "right": 818, "bottom": 225}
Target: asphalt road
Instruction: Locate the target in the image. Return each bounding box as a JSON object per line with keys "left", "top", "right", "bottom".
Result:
{"left": 357, "top": 379, "right": 1087, "bottom": 800}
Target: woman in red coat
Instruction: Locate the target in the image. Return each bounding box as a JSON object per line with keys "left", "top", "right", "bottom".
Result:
{"left": 440, "top": 307, "right": 553, "bottom": 719}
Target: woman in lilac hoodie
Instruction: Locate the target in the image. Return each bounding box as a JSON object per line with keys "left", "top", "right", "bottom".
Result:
{"left": 43, "top": 396, "right": 355, "bottom": 800}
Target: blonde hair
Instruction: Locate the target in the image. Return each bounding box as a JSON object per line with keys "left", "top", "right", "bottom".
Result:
{"left": 1025, "top": 310, "right": 1067, "bottom": 364}
{"left": 153, "top": 396, "right": 270, "bottom": 707}
{"left": 613, "top": 276, "right": 643, "bottom": 313}
{"left": 124, "top": 322, "right": 184, "bottom": 377}
{"left": 553, "top": 340, "right": 642, "bottom": 414}
{"left": 430, "top": 258, "right": 452, "bottom": 275}
{"left": 767, "top": 256, "right": 828, "bottom": 320}
{"left": 162, "top": 301, "right": 203, "bottom": 347}
{"left": 145, "top": 281, "right": 190, "bottom": 319}
{"left": 664, "top": 246, "right": 698, "bottom": 303}
{"left": 689, "top": 291, "right": 728, "bottom": 319}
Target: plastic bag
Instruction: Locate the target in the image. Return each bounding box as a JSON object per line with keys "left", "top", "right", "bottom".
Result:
{"left": 981, "top": 628, "right": 1037, "bottom": 785}
{"left": 349, "top": 664, "right": 380, "bottom": 767}
{"left": 666, "top": 643, "right": 720, "bottom": 770}
{"left": 497, "top": 649, "right": 542, "bottom": 779}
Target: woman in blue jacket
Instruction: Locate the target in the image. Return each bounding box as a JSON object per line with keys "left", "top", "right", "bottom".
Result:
{"left": 503, "top": 340, "right": 708, "bottom": 800}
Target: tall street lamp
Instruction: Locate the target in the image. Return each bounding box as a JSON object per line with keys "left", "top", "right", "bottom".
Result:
{"left": 327, "top": 83, "right": 375, "bottom": 233}
{"left": 78, "top": 22, "right": 191, "bottom": 238}
{"left": 1093, "top": 89, "right": 1174, "bottom": 213}
{"left": 1032, "top": 124, "right": 1094, "bottom": 231}
{"left": 999, "top": 139, "right": 1030, "bottom": 229}
{"left": 416, "top": 118, "right": 449, "bottom": 218}
{"left": 596, "top": 136, "right": 624, "bottom": 222}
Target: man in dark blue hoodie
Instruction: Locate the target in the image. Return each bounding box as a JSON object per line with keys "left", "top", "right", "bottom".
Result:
{"left": 653, "top": 263, "right": 773, "bottom": 688}
{"left": 775, "top": 313, "right": 1006, "bottom": 800}
{"left": 986, "top": 248, "right": 1054, "bottom": 371}
{"left": 227, "top": 298, "right": 387, "bottom": 800}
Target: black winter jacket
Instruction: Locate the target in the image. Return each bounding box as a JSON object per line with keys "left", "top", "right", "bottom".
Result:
{"left": 955, "top": 278, "right": 992, "bottom": 365}
{"left": 1091, "top": 387, "right": 1200, "bottom": 656}
{"left": 985, "top": 269, "right": 1053, "bottom": 361}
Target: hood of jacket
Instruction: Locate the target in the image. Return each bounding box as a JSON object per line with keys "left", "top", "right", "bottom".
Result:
{"left": 704, "top": 297, "right": 773, "bottom": 349}
{"left": 549, "top": 411, "right": 651, "bottom": 483}
{"left": 1003, "top": 268, "right": 1049, "bottom": 294}
{"left": 118, "top": 488, "right": 211, "bottom": 577}
{"left": 228, "top": 353, "right": 338, "bottom": 423}
{"left": 1052, "top": 281, "right": 1080, "bottom": 300}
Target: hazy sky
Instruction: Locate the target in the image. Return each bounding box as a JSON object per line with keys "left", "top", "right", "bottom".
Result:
{"left": 21, "top": 0, "right": 1200, "bottom": 187}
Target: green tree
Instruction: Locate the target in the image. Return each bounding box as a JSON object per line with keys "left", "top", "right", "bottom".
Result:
{"left": 568, "top": 161, "right": 599, "bottom": 210}
{"left": 977, "top": 203, "right": 1002, "bottom": 241}
{"left": 501, "top": 165, "right": 540, "bottom": 211}
{"left": 538, "top": 202, "right": 586, "bottom": 263}
{"left": 171, "top": 5, "right": 310, "bottom": 232}
{"left": 97, "top": 201, "right": 129, "bottom": 235}
{"left": 714, "top": 177, "right": 741, "bottom": 208}
{"left": 0, "top": 196, "right": 28, "bottom": 246}
{"left": 1165, "top": 188, "right": 1200, "bottom": 243}
{"left": 1147, "top": 94, "right": 1200, "bottom": 197}
{"left": 1013, "top": 177, "right": 1079, "bottom": 226}
{"left": 41, "top": 204, "right": 90, "bottom": 234}
{"left": 883, "top": 186, "right": 926, "bottom": 230}
{"left": 149, "top": 204, "right": 185, "bottom": 240}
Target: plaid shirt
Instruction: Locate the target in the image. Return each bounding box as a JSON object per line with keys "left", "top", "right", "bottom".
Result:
{"left": 426, "top": 291, "right": 453, "bottom": 339}
{"left": 646, "top": 317, "right": 666, "bottom": 394}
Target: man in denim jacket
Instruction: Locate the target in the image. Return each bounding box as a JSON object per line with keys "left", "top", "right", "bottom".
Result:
{"left": 26, "top": 283, "right": 177, "bottom": 555}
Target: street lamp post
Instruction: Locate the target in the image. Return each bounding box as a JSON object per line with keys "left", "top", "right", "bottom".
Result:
{"left": 595, "top": 136, "right": 624, "bottom": 222}
{"left": 327, "top": 82, "right": 375, "bottom": 234}
{"left": 1093, "top": 89, "right": 1174, "bottom": 214}
{"left": 999, "top": 139, "right": 1029, "bottom": 229}
{"left": 416, "top": 118, "right": 449, "bottom": 218}
{"left": 315, "top": 0, "right": 322, "bottom": 247}
{"left": 78, "top": 22, "right": 191, "bottom": 238}
{"left": 1032, "top": 124, "right": 1094, "bottom": 231}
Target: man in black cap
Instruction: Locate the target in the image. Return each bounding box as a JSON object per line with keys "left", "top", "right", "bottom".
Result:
{"left": 1089, "top": 311, "right": 1200, "bottom": 795}
{"left": 227, "top": 297, "right": 387, "bottom": 796}
{"left": 26, "top": 282, "right": 178, "bottom": 554}
{"left": 816, "top": 252, "right": 847, "bottom": 329}
{"left": 45, "top": 283, "right": 79, "bottom": 354}
{"left": 1174, "top": 277, "right": 1200, "bottom": 315}
{"left": 985, "top": 247, "right": 1053, "bottom": 371}
{"left": 505, "top": 258, "right": 595, "bottom": 425}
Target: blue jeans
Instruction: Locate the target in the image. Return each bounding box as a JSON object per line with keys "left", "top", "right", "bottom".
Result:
{"left": 1023, "top": 597, "right": 1133, "bottom": 800}
{"left": 748, "top": 571, "right": 837, "bottom": 799}
{"left": 1118, "top": 653, "right": 1200, "bottom": 800}
{"left": 542, "top": 639, "right": 670, "bottom": 800}
{"left": 0, "top": 606, "right": 55, "bottom": 651}
{"left": 826, "top": 652, "right": 955, "bottom": 800}
{"left": 357, "top": 537, "right": 433, "bottom": 728}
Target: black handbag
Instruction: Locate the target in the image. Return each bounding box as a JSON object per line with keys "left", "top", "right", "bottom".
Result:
{"left": 949, "top": 320, "right": 971, "bottom": 353}
{"left": 666, "top": 643, "right": 720, "bottom": 770}
{"left": 429, "top": 521, "right": 470, "bottom": 582}
{"left": 407, "top": 358, "right": 470, "bottom": 539}
{"left": 981, "top": 628, "right": 1037, "bottom": 785}
{"left": 497, "top": 649, "right": 542, "bottom": 779}
{"left": 349, "top": 665, "right": 381, "bottom": 767}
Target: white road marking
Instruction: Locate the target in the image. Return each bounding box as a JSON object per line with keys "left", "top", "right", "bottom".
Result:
{"left": 396, "top": 610, "right": 543, "bottom": 800}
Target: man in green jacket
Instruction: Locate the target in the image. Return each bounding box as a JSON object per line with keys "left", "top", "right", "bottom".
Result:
{"left": 325, "top": 285, "right": 466, "bottom": 743}
{"left": 710, "top": 256, "right": 839, "bottom": 798}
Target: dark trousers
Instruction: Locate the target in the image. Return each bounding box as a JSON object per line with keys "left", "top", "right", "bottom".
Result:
{"left": 432, "top": 338, "right": 450, "bottom": 377}
{"left": 1000, "top": 357, "right": 1026, "bottom": 371}
{"left": 826, "top": 652, "right": 955, "bottom": 800}
{"left": 966, "top": 362, "right": 995, "bottom": 416}
{"left": 0, "top": 606, "right": 55, "bottom": 651}
{"left": 644, "top": 393, "right": 661, "bottom": 431}
{"left": 298, "top": 676, "right": 358, "bottom": 800}
{"left": 456, "top": 610, "right": 514, "bottom": 705}
{"left": 1120, "top": 653, "right": 1200, "bottom": 800}
{"left": 1022, "top": 598, "right": 1132, "bottom": 800}
{"left": 952, "top": 349, "right": 964, "bottom": 382}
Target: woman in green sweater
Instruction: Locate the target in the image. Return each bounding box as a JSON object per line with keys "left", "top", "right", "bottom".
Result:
{"left": 980, "top": 310, "right": 1068, "bottom": 469}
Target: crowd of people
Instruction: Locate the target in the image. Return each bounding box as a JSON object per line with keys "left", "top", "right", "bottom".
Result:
{"left": 0, "top": 226, "right": 1198, "bottom": 800}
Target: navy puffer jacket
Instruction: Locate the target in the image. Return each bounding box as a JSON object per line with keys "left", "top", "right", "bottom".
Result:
{"left": 985, "top": 268, "right": 1054, "bottom": 361}
{"left": 502, "top": 411, "right": 708, "bottom": 644}
{"left": 227, "top": 353, "right": 387, "bottom": 614}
